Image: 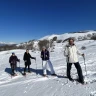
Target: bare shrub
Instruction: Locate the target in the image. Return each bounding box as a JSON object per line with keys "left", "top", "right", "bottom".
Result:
{"left": 38, "top": 40, "right": 49, "bottom": 50}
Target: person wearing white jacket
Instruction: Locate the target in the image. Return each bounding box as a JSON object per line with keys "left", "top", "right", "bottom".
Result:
{"left": 64, "top": 38, "right": 84, "bottom": 84}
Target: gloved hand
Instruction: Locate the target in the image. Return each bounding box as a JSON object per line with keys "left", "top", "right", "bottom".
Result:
{"left": 82, "top": 54, "right": 85, "bottom": 57}
{"left": 19, "top": 59, "right": 20, "bottom": 62}
{"left": 66, "top": 55, "right": 69, "bottom": 57}
{"left": 25, "top": 60, "right": 27, "bottom": 62}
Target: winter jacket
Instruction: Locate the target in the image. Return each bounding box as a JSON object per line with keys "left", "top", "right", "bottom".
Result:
{"left": 64, "top": 44, "right": 82, "bottom": 63}
{"left": 23, "top": 52, "right": 35, "bottom": 65}
{"left": 41, "top": 50, "right": 49, "bottom": 61}
{"left": 9, "top": 55, "right": 19, "bottom": 65}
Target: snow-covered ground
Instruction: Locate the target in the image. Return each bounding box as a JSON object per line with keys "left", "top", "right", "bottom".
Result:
{"left": 0, "top": 40, "right": 96, "bottom": 96}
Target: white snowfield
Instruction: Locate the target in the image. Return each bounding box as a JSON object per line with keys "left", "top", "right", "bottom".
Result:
{"left": 0, "top": 40, "right": 96, "bottom": 96}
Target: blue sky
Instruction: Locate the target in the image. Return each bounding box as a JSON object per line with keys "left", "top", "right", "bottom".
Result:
{"left": 0, "top": 0, "right": 96, "bottom": 43}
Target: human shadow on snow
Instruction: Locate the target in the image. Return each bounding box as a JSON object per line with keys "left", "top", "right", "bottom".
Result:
{"left": 5, "top": 67, "right": 24, "bottom": 75}
{"left": 5, "top": 67, "right": 52, "bottom": 76}
{"left": 5, "top": 67, "right": 68, "bottom": 79}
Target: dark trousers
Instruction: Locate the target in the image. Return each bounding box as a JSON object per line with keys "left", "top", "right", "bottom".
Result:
{"left": 67, "top": 62, "right": 84, "bottom": 83}
{"left": 10, "top": 63, "right": 17, "bottom": 74}
{"left": 24, "top": 63, "right": 30, "bottom": 73}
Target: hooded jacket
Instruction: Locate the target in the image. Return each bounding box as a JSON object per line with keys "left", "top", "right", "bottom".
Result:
{"left": 64, "top": 44, "right": 82, "bottom": 63}
{"left": 9, "top": 55, "right": 19, "bottom": 65}
{"left": 23, "top": 52, "right": 35, "bottom": 65}
{"left": 41, "top": 50, "right": 49, "bottom": 60}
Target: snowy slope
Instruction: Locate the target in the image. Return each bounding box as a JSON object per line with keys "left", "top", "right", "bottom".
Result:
{"left": 40, "top": 30, "right": 96, "bottom": 40}
{"left": 16, "top": 30, "right": 96, "bottom": 49}
{"left": 0, "top": 40, "right": 96, "bottom": 96}
{"left": 40, "top": 34, "right": 59, "bottom": 40}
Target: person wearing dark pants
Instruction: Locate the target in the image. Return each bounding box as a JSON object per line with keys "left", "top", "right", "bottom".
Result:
{"left": 24, "top": 63, "right": 30, "bottom": 73}
{"left": 9, "top": 53, "right": 20, "bottom": 75}
{"left": 64, "top": 38, "right": 84, "bottom": 84}
{"left": 23, "top": 49, "right": 36, "bottom": 75}
{"left": 67, "top": 62, "right": 84, "bottom": 83}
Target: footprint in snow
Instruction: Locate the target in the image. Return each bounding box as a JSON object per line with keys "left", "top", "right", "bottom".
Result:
{"left": 24, "top": 91, "right": 27, "bottom": 94}
{"left": 90, "top": 91, "right": 96, "bottom": 96}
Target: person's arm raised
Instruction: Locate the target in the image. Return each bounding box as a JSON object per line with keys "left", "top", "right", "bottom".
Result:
{"left": 30, "top": 54, "right": 36, "bottom": 60}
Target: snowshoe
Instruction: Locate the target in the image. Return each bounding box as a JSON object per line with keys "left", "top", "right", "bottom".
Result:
{"left": 22, "top": 73, "right": 26, "bottom": 76}
{"left": 69, "top": 78, "right": 74, "bottom": 82}
{"left": 11, "top": 73, "right": 17, "bottom": 77}
{"left": 51, "top": 74, "right": 57, "bottom": 76}
{"left": 43, "top": 74, "right": 48, "bottom": 77}
{"left": 28, "top": 70, "right": 32, "bottom": 73}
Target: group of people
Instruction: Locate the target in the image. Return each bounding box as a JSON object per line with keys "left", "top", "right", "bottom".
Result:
{"left": 9, "top": 48, "right": 56, "bottom": 76}
{"left": 9, "top": 38, "right": 85, "bottom": 84}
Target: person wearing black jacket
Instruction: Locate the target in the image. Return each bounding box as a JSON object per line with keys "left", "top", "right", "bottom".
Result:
{"left": 9, "top": 53, "right": 20, "bottom": 75}
{"left": 41, "top": 46, "right": 56, "bottom": 77}
{"left": 23, "top": 49, "right": 36, "bottom": 75}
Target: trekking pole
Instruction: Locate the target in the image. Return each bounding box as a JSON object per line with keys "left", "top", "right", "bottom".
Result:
{"left": 18, "top": 61, "right": 21, "bottom": 75}
{"left": 41, "top": 55, "right": 43, "bottom": 75}
{"left": 19, "top": 61, "right": 20, "bottom": 71}
{"left": 16, "top": 64, "right": 18, "bottom": 72}
{"left": 83, "top": 55, "right": 87, "bottom": 76}
{"left": 35, "top": 60, "right": 38, "bottom": 76}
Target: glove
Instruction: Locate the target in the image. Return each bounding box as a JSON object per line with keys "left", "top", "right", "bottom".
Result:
{"left": 82, "top": 54, "right": 85, "bottom": 57}
{"left": 25, "top": 60, "right": 27, "bottom": 62}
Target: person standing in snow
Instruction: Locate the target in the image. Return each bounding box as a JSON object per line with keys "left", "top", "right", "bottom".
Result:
{"left": 64, "top": 38, "right": 84, "bottom": 84}
{"left": 23, "top": 49, "right": 36, "bottom": 75}
{"left": 9, "top": 53, "right": 20, "bottom": 76}
{"left": 41, "top": 46, "right": 56, "bottom": 77}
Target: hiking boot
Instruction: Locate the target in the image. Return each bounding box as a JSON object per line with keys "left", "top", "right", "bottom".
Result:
{"left": 23, "top": 73, "right": 26, "bottom": 76}
{"left": 28, "top": 70, "right": 31, "bottom": 73}
{"left": 43, "top": 74, "right": 47, "bottom": 77}
{"left": 11, "top": 73, "right": 15, "bottom": 76}
{"left": 69, "top": 78, "right": 74, "bottom": 82}
{"left": 51, "top": 74, "right": 57, "bottom": 76}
